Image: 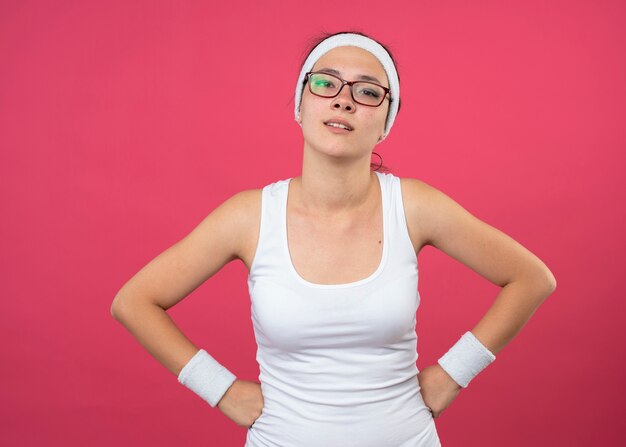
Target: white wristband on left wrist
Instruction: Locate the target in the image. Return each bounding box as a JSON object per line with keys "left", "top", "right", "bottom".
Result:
{"left": 437, "top": 331, "right": 496, "bottom": 388}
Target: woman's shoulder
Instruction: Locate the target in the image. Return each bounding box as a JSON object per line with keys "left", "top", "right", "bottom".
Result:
{"left": 396, "top": 175, "right": 446, "bottom": 208}
{"left": 223, "top": 176, "right": 289, "bottom": 220}
{"left": 205, "top": 188, "right": 263, "bottom": 246}
{"left": 396, "top": 174, "right": 466, "bottom": 216}
{"left": 223, "top": 188, "right": 263, "bottom": 224}
{"left": 209, "top": 188, "right": 263, "bottom": 268}
{"left": 394, "top": 175, "right": 462, "bottom": 251}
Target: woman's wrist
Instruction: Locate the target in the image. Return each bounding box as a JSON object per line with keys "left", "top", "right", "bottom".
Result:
{"left": 437, "top": 331, "right": 496, "bottom": 388}
{"left": 435, "top": 363, "right": 463, "bottom": 390}
{"left": 178, "top": 349, "right": 237, "bottom": 407}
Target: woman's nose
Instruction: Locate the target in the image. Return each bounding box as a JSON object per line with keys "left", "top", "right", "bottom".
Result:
{"left": 331, "top": 85, "right": 355, "bottom": 112}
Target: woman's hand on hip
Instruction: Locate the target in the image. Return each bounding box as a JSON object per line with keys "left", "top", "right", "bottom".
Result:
{"left": 417, "top": 364, "right": 462, "bottom": 418}
{"left": 217, "top": 379, "right": 264, "bottom": 428}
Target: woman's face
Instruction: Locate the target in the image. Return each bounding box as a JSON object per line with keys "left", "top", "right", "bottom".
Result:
{"left": 299, "top": 46, "right": 390, "bottom": 159}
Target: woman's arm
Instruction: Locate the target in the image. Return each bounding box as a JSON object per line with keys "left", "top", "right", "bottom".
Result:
{"left": 110, "top": 189, "right": 266, "bottom": 427}
{"left": 401, "top": 177, "right": 556, "bottom": 415}
{"left": 403, "top": 177, "right": 556, "bottom": 353}
{"left": 110, "top": 189, "right": 257, "bottom": 375}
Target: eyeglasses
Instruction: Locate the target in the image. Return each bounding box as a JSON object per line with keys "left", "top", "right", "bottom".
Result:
{"left": 304, "top": 71, "right": 391, "bottom": 107}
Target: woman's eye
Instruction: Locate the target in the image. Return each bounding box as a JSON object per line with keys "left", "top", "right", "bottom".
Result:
{"left": 358, "top": 88, "right": 381, "bottom": 98}
{"left": 314, "top": 79, "right": 334, "bottom": 88}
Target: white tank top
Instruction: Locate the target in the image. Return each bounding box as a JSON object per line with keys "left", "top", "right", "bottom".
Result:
{"left": 245, "top": 171, "right": 441, "bottom": 447}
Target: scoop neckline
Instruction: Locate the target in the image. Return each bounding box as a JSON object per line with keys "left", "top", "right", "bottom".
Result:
{"left": 282, "top": 171, "right": 389, "bottom": 289}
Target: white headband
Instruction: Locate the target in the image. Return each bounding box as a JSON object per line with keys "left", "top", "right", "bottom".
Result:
{"left": 294, "top": 33, "right": 400, "bottom": 139}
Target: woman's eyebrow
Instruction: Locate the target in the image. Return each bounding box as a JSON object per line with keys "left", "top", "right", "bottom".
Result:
{"left": 317, "top": 67, "right": 384, "bottom": 85}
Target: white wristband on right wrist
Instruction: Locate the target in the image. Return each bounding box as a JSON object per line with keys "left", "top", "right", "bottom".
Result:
{"left": 177, "top": 349, "right": 237, "bottom": 407}
{"left": 437, "top": 331, "right": 496, "bottom": 388}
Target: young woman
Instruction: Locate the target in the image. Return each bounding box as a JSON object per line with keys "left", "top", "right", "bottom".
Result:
{"left": 111, "top": 31, "right": 556, "bottom": 446}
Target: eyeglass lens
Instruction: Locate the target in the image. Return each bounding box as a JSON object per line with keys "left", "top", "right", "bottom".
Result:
{"left": 308, "top": 73, "right": 386, "bottom": 106}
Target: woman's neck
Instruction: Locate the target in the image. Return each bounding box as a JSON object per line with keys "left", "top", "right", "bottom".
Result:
{"left": 293, "top": 164, "right": 377, "bottom": 218}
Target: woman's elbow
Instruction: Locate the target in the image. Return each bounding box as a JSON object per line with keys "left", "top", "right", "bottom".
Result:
{"left": 536, "top": 265, "right": 557, "bottom": 297}
{"left": 547, "top": 271, "right": 557, "bottom": 293}
{"left": 518, "top": 261, "right": 556, "bottom": 300}
{"left": 110, "top": 291, "right": 140, "bottom": 321}
{"left": 110, "top": 293, "right": 127, "bottom": 320}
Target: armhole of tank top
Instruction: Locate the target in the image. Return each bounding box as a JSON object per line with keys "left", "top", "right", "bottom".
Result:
{"left": 395, "top": 176, "right": 419, "bottom": 266}
{"left": 247, "top": 185, "right": 266, "bottom": 276}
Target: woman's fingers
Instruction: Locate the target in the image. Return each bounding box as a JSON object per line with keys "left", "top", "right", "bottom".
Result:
{"left": 217, "top": 380, "right": 265, "bottom": 428}
{"left": 417, "top": 364, "right": 462, "bottom": 418}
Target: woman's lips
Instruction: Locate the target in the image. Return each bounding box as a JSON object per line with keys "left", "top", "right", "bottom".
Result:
{"left": 324, "top": 119, "right": 353, "bottom": 132}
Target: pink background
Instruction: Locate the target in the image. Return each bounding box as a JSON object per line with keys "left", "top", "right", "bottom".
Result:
{"left": 1, "top": 0, "right": 624, "bottom": 445}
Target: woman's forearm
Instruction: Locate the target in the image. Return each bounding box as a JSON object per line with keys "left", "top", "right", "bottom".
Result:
{"left": 111, "top": 298, "right": 199, "bottom": 377}
{"left": 470, "top": 273, "right": 556, "bottom": 356}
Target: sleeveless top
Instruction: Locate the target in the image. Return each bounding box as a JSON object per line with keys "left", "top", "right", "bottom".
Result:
{"left": 244, "top": 171, "right": 441, "bottom": 447}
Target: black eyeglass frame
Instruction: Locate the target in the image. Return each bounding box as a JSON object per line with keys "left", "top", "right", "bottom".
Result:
{"left": 304, "top": 71, "right": 392, "bottom": 107}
